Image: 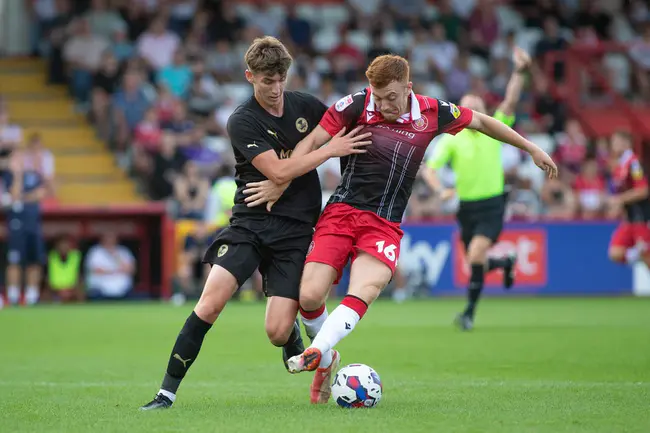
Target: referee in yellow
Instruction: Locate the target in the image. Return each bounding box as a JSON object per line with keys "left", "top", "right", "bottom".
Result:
{"left": 423, "top": 47, "right": 532, "bottom": 331}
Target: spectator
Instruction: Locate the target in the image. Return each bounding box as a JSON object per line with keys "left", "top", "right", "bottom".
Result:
{"left": 133, "top": 107, "right": 163, "bottom": 175}
{"left": 318, "top": 76, "right": 344, "bottom": 107}
{"left": 508, "top": 177, "right": 543, "bottom": 220}
{"left": 112, "top": 70, "right": 152, "bottom": 154}
{"left": 445, "top": 51, "right": 472, "bottom": 103}
{"left": 154, "top": 85, "right": 179, "bottom": 124}
{"left": 541, "top": 174, "right": 577, "bottom": 220}
{"left": 468, "top": 0, "right": 500, "bottom": 58}
{"left": 47, "top": 236, "right": 83, "bottom": 303}
{"left": 136, "top": 16, "right": 181, "bottom": 71}
{"left": 329, "top": 26, "right": 365, "bottom": 78}
{"left": 168, "top": 0, "right": 199, "bottom": 36}
{"left": 149, "top": 134, "right": 186, "bottom": 201}
{"left": 248, "top": 1, "right": 283, "bottom": 37}
{"left": 176, "top": 220, "right": 214, "bottom": 303}
{"left": 85, "top": 233, "right": 136, "bottom": 301}
{"left": 428, "top": 23, "right": 459, "bottom": 78}
{"left": 29, "top": 0, "right": 58, "bottom": 57}
{"left": 629, "top": 23, "right": 650, "bottom": 100}
{"left": 206, "top": 0, "right": 245, "bottom": 43}
{"left": 438, "top": 0, "right": 464, "bottom": 43}
{"left": 45, "top": 0, "right": 75, "bottom": 84}
{"left": 173, "top": 161, "right": 210, "bottom": 220}
{"left": 121, "top": 2, "right": 150, "bottom": 42}
{"left": 366, "top": 30, "right": 391, "bottom": 63}
{"left": 110, "top": 25, "right": 135, "bottom": 64}
{"left": 534, "top": 16, "right": 568, "bottom": 79}
{"left": 206, "top": 39, "right": 239, "bottom": 82}
{"left": 91, "top": 51, "right": 121, "bottom": 140}
{"left": 25, "top": 133, "right": 56, "bottom": 199}
{"left": 573, "top": 0, "right": 612, "bottom": 40}
{"left": 0, "top": 108, "right": 23, "bottom": 173}
{"left": 285, "top": 4, "right": 312, "bottom": 50}
{"left": 555, "top": 119, "right": 588, "bottom": 175}
{"left": 491, "top": 30, "right": 517, "bottom": 61}
{"left": 532, "top": 74, "right": 565, "bottom": 134}
{"left": 574, "top": 158, "right": 607, "bottom": 219}
{"left": 63, "top": 18, "right": 110, "bottom": 105}
{"left": 84, "top": 0, "right": 127, "bottom": 40}
{"left": 157, "top": 49, "right": 193, "bottom": 99}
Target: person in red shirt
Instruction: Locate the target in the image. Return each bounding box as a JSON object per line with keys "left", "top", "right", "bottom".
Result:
{"left": 608, "top": 130, "right": 650, "bottom": 267}
{"left": 244, "top": 55, "right": 557, "bottom": 404}
{"left": 573, "top": 158, "right": 607, "bottom": 219}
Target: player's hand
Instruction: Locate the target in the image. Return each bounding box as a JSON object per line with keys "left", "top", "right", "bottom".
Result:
{"left": 244, "top": 180, "right": 290, "bottom": 211}
{"left": 513, "top": 46, "right": 531, "bottom": 71}
{"left": 439, "top": 188, "right": 455, "bottom": 201}
{"left": 531, "top": 148, "right": 558, "bottom": 179}
{"left": 327, "top": 126, "right": 372, "bottom": 157}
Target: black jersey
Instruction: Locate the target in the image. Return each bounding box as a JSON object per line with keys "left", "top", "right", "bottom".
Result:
{"left": 226, "top": 91, "right": 328, "bottom": 225}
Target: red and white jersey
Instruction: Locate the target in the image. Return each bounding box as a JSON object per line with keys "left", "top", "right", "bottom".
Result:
{"left": 319, "top": 88, "right": 473, "bottom": 222}
{"left": 612, "top": 149, "right": 650, "bottom": 222}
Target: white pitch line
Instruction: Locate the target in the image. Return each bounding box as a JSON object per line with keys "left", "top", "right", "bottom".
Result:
{"left": 0, "top": 379, "right": 647, "bottom": 389}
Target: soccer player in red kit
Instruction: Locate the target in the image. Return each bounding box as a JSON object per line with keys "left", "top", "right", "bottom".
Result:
{"left": 607, "top": 130, "right": 650, "bottom": 267}
{"left": 244, "top": 55, "right": 557, "bottom": 404}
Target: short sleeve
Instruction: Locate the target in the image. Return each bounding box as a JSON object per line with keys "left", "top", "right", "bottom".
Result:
{"left": 427, "top": 135, "right": 454, "bottom": 170}
{"left": 226, "top": 111, "right": 274, "bottom": 162}
{"left": 319, "top": 90, "right": 366, "bottom": 137}
{"left": 436, "top": 99, "right": 473, "bottom": 135}
{"left": 493, "top": 110, "right": 516, "bottom": 127}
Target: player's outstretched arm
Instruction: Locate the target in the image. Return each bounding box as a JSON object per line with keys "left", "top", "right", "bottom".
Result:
{"left": 468, "top": 111, "right": 558, "bottom": 178}
{"left": 496, "top": 47, "right": 531, "bottom": 116}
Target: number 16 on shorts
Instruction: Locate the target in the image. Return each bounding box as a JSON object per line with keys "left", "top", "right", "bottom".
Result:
{"left": 375, "top": 240, "right": 397, "bottom": 262}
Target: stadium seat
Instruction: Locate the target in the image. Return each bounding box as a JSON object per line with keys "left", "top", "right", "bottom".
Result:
{"left": 515, "top": 28, "right": 544, "bottom": 55}
{"left": 348, "top": 30, "right": 371, "bottom": 53}
{"left": 423, "top": 82, "right": 447, "bottom": 101}
{"left": 604, "top": 53, "right": 631, "bottom": 94}
{"left": 469, "top": 55, "right": 490, "bottom": 78}
{"left": 313, "top": 29, "right": 340, "bottom": 53}
{"left": 224, "top": 84, "right": 252, "bottom": 104}
{"left": 319, "top": 5, "right": 350, "bottom": 28}
{"left": 496, "top": 5, "right": 525, "bottom": 33}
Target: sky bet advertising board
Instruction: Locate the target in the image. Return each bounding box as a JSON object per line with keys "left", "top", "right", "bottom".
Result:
{"left": 398, "top": 222, "right": 648, "bottom": 296}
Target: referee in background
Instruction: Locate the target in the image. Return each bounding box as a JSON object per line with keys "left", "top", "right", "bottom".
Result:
{"left": 422, "top": 47, "right": 532, "bottom": 331}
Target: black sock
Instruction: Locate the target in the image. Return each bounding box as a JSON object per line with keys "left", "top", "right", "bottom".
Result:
{"left": 161, "top": 311, "right": 212, "bottom": 395}
{"left": 465, "top": 264, "right": 484, "bottom": 317}
{"left": 487, "top": 257, "right": 509, "bottom": 271}
{"left": 281, "top": 319, "right": 304, "bottom": 358}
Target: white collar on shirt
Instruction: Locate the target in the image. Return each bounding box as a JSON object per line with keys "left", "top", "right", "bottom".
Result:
{"left": 619, "top": 149, "right": 634, "bottom": 165}
{"left": 366, "top": 90, "right": 422, "bottom": 123}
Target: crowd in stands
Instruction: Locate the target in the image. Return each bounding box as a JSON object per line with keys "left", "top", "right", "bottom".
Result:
{"left": 21, "top": 0, "right": 650, "bottom": 293}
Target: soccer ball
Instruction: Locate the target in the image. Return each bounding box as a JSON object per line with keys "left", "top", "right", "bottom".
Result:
{"left": 331, "top": 364, "right": 382, "bottom": 408}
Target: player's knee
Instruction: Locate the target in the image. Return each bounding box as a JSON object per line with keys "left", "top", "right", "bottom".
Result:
{"left": 299, "top": 288, "right": 327, "bottom": 312}
{"left": 265, "top": 320, "right": 292, "bottom": 346}
{"left": 467, "top": 237, "right": 491, "bottom": 264}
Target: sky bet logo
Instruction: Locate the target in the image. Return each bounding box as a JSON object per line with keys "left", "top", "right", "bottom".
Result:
{"left": 454, "top": 229, "right": 548, "bottom": 287}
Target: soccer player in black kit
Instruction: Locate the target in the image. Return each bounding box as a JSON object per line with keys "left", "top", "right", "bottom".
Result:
{"left": 140, "top": 37, "right": 370, "bottom": 410}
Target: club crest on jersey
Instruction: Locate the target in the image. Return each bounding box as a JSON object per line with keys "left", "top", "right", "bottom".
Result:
{"left": 450, "top": 103, "right": 461, "bottom": 119}
{"left": 217, "top": 245, "right": 228, "bottom": 257}
{"left": 631, "top": 160, "right": 644, "bottom": 180}
{"left": 412, "top": 116, "right": 428, "bottom": 131}
{"left": 335, "top": 94, "right": 354, "bottom": 112}
{"left": 295, "top": 117, "right": 308, "bottom": 133}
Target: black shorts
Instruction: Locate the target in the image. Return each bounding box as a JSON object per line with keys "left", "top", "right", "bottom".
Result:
{"left": 456, "top": 193, "right": 507, "bottom": 250}
{"left": 203, "top": 214, "right": 313, "bottom": 300}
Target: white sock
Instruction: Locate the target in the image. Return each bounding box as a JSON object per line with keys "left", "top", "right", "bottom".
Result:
{"left": 158, "top": 389, "right": 176, "bottom": 403}
{"left": 25, "top": 286, "right": 39, "bottom": 305}
{"left": 626, "top": 247, "right": 641, "bottom": 265}
{"left": 300, "top": 305, "right": 332, "bottom": 367}
{"left": 311, "top": 300, "right": 366, "bottom": 357}
{"left": 7, "top": 286, "right": 20, "bottom": 305}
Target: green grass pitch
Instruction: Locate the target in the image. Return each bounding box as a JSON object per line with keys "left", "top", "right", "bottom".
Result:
{"left": 1, "top": 298, "right": 649, "bottom": 433}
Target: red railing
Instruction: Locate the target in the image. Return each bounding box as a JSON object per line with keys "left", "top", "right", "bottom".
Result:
{"left": 543, "top": 43, "right": 650, "bottom": 159}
